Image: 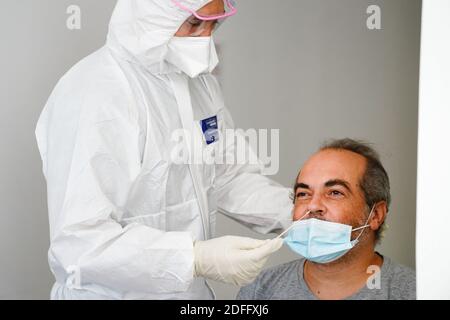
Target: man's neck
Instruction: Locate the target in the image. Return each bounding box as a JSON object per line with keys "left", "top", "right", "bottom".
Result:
{"left": 303, "top": 244, "right": 383, "bottom": 299}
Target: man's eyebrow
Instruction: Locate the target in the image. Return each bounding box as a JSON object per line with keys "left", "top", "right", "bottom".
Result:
{"left": 294, "top": 182, "right": 310, "bottom": 191}
{"left": 324, "top": 179, "right": 352, "bottom": 193}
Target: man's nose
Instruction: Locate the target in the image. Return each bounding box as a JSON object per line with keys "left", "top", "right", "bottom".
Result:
{"left": 307, "top": 194, "right": 326, "bottom": 217}
{"left": 293, "top": 195, "right": 326, "bottom": 221}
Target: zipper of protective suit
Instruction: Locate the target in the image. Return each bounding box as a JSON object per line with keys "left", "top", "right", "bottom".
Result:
{"left": 169, "top": 73, "right": 210, "bottom": 241}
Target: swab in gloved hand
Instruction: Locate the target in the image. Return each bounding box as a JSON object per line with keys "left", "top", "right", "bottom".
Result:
{"left": 194, "top": 236, "right": 283, "bottom": 287}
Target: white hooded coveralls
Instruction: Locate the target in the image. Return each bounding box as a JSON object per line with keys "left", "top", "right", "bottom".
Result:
{"left": 35, "top": 0, "right": 293, "bottom": 299}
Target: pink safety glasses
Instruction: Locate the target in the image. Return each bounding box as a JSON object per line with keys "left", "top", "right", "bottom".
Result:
{"left": 173, "top": 0, "right": 237, "bottom": 36}
{"left": 172, "top": 0, "right": 237, "bottom": 21}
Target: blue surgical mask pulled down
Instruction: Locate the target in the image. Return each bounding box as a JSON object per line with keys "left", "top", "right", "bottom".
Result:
{"left": 282, "top": 206, "right": 375, "bottom": 264}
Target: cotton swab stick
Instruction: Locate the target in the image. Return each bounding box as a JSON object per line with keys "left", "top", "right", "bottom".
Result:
{"left": 276, "top": 210, "right": 311, "bottom": 239}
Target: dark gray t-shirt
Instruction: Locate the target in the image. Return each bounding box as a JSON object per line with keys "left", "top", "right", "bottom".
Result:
{"left": 237, "top": 255, "right": 416, "bottom": 300}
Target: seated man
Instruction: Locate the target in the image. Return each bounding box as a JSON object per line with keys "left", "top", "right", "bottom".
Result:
{"left": 237, "top": 138, "right": 415, "bottom": 300}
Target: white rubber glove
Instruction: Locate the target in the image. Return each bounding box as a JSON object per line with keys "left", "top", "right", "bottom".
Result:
{"left": 193, "top": 236, "right": 283, "bottom": 287}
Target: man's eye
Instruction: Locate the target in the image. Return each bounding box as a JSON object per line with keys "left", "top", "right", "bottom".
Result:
{"left": 330, "top": 190, "right": 344, "bottom": 196}
{"left": 296, "top": 192, "right": 309, "bottom": 198}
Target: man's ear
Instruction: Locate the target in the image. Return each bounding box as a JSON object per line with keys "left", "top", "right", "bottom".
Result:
{"left": 370, "top": 201, "right": 387, "bottom": 231}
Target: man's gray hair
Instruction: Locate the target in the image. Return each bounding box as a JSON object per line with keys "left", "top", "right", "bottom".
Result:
{"left": 320, "top": 138, "right": 391, "bottom": 242}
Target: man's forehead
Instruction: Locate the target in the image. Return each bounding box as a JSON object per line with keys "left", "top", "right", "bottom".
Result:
{"left": 297, "top": 149, "right": 367, "bottom": 186}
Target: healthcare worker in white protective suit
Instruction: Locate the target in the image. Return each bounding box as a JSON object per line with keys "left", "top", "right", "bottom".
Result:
{"left": 35, "top": 0, "right": 293, "bottom": 299}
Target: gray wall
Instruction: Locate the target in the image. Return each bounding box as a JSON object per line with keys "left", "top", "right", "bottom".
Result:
{"left": 0, "top": 0, "right": 421, "bottom": 299}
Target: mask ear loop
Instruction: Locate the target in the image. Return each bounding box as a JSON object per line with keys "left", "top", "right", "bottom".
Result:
{"left": 276, "top": 210, "right": 311, "bottom": 239}
{"left": 352, "top": 205, "right": 376, "bottom": 241}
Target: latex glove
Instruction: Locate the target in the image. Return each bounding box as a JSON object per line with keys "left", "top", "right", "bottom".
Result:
{"left": 193, "top": 236, "right": 283, "bottom": 287}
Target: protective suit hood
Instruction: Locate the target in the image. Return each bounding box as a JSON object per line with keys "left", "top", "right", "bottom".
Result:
{"left": 107, "top": 0, "right": 212, "bottom": 72}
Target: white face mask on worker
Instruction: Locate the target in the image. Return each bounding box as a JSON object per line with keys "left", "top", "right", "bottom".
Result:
{"left": 165, "top": 36, "right": 219, "bottom": 78}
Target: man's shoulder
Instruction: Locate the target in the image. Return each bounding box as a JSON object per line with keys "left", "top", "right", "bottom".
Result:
{"left": 384, "top": 256, "right": 416, "bottom": 281}
{"left": 382, "top": 256, "right": 416, "bottom": 300}
{"left": 237, "top": 259, "right": 304, "bottom": 300}
{"left": 259, "top": 259, "right": 304, "bottom": 282}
